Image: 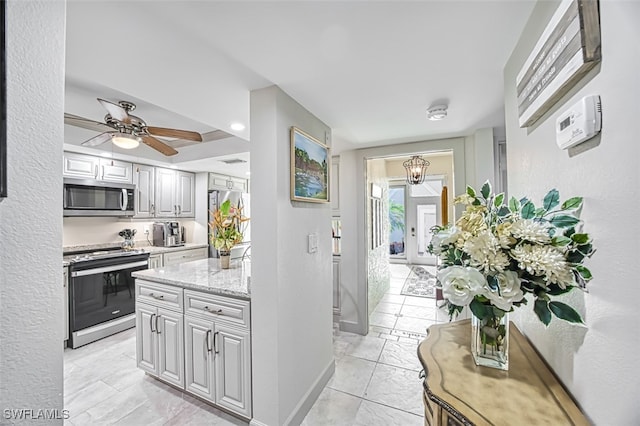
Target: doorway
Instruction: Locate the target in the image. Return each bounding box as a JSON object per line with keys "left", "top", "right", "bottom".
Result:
{"left": 405, "top": 177, "right": 444, "bottom": 266}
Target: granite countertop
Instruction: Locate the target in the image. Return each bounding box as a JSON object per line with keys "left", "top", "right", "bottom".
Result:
{"left": 132, "top": 258, "right": 251, "bottom": 300}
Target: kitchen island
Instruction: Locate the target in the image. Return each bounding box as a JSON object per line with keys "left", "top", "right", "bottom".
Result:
{"left": 132, "top": 258, "right": 252, "bottom": 420}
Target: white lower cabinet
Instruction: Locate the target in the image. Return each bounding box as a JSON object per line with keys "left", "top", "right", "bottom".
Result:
{"left": 214, "top": 323, "right": 251, "bottom": 416}
{"left": 136, "top": 281, "right": 251, "bottom": 419}
{"left": 163, "top": 247, "right": 208, "bottom": 267}
{"left": 136, "top": 302, "right": 184, "bottom": 388}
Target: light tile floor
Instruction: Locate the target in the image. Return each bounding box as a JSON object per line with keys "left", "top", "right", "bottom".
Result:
{"left": 63, "top": 263, "right": 458, "bottom": 425}
{"left": 301, "top": 263, "right": 461, "bottom": 425}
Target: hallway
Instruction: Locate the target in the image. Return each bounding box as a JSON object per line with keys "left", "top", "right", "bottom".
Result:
{"left": 301, "top": 263, "right": 459, "bottom": 425}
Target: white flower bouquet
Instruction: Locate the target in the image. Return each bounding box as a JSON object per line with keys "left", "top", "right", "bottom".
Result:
{"left": 428, "top": 181, "right": 595, "bottom": 327}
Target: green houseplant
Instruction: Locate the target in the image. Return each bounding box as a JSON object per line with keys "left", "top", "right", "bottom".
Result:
{"left": 209, "top": 199, "right": 249, "bottom": 267}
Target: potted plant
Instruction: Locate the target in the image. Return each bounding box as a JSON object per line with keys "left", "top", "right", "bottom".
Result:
{"left": 209, "top": 199, "right": 249, "bottom": 268}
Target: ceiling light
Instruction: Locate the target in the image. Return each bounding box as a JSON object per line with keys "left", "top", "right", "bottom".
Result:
{"left": 403, "top": 155, "right": 430, "bottom": 185}
{"left": 427, "top": 105, "right": 448, "bottom": 121}
{"left": 230, "top": 122, "right": 246, "bottom": 131}
{"left": 111, "top": 134, "right": 140, "bottom": 149}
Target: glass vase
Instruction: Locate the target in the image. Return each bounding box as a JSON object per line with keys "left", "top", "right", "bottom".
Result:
{"left": 471, "top": 311, "right": 509, "bottom": 371}
{"left": 121, "top": 238, "right": 135, "bottom": 251}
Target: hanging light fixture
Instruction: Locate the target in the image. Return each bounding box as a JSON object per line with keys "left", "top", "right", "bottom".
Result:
{"left": 403, "top": 155, "right": 430, "bottom": 185}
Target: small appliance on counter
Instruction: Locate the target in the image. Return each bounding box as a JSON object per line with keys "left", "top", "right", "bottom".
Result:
{"left": 152, "top": 221, "right": 184, "bottom": 247}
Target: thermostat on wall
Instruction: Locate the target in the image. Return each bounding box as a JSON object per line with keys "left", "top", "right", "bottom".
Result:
{"left": 556, "top": 95, "right": 601, "bottom": 149}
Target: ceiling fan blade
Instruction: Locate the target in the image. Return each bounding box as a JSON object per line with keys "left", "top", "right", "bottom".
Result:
{"left": 64, "top": 113, "right": 114, "bottom": 132}
{"left": 98, "top": 98, "right": 130, "bottom": 123}
{"left": 81, "top": 132, "right": 114, "bottom": 147}
{"left": 140, "top": 135, "right": 179, "bottom": 156}
{"left": 146, "top": 126, "right": 203, "bottom": 142}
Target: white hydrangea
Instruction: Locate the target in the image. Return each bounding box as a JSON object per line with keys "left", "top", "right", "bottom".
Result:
{"left": 510, "top": 219, "right": 551, "bottom": 244}
{"left": 510, "top": 244, "right": 575, "bottom": 288}
{"left": 462, "top": 230, "right": 510, "bottom": 273}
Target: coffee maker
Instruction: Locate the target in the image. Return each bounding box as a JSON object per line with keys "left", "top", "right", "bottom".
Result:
{"left": 152, "top": 222, "right": 184, "bottom": 247}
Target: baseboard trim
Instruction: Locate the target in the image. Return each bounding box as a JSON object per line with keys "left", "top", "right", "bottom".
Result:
{"left": 249, "top": 420, "right": 269, "bottom": 426}
{"left": 283, "top": 358, "right": 335, "bottom": 426}
{"left": 339, "top": 319, "right": 365, "bottom": 335}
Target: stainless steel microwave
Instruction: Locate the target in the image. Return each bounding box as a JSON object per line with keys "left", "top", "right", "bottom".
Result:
{"left": 63, "top": 178, "right": 135, "bottom": 217}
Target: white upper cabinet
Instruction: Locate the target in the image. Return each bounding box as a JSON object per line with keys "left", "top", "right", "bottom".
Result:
{"left": 155, "top": 168, "right": 195, "bottom": 218}
{"left": 134, "top": 164, "right": 155, "bottom": 218}
{"left": 63, "top": 152, "right": 132, "bottom": 183}
{"left": 176, "top": 171, "right": 195, "bottom": 217}
{"left": 208, "top": 173, "right": 248, "bottom": 193}
{"left": 155, "top": 167, "right": 178, "bottom": 217}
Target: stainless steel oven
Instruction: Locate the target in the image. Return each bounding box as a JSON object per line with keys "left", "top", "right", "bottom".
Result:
{"left": 67, "top": 249, "right": 149, "bottom": 348}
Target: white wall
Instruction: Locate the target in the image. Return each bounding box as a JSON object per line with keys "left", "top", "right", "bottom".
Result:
{"left": 505, "top": 1, "right": 640, "bottom": 423}
{"left": 250, "top": 86, "right": 334, "bottom": 425}
{"left": 0, "top": 0, "right": 66, "bottom": 419}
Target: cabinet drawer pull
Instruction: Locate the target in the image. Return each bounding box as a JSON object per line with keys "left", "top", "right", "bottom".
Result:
{"left": 204, "top": 306, "right": 223, "bottom": 315}
{"left": 149, "top": 293, "right": 164, "bottom": 300}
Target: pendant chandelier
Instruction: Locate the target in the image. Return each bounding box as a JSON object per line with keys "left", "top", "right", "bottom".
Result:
{"left": 403, "top": 155, "right": 430, "bottom": 185}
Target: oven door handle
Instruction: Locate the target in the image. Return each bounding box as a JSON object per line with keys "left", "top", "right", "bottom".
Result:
{"left": 71, "top": 260, "right": 149, "bottom": 277}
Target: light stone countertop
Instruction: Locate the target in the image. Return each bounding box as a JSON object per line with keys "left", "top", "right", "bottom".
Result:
{"left": 63, "top": 242, "right": 207, "bottom": 254}
{"left": 132, "top": 258, "right": 251, "bottom": 300}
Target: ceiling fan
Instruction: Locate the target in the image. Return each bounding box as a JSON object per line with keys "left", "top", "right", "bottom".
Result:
{"left": 64, "top": 98, "right": 204, "bottom": 156}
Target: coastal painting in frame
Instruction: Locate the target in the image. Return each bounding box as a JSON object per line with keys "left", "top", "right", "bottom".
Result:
{"left": 290, "top": 127, "right": 330, "bottom": 203}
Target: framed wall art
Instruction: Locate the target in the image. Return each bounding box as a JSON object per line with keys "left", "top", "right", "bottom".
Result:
{"left": 517, "top": 0, "right": 601, "bottom": 128}
{"left": 290, "top": 126, "right": 330, "bottom": 203}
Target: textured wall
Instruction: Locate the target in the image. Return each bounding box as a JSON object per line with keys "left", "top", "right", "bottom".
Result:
{"left": 250, "top": 86, "right": 334, "bottom": 426}
{"left": 366, "top": 159, "right": 390, "bottom": 315}
{"left": 505, "top": 1, "right": 640, "bottom": 423}
{"left": 0, "top": 0, "right": 66, "bottom": 422}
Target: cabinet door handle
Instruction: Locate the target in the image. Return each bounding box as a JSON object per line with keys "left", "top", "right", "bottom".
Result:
{"left": 213, "top": 331, "right": 219, "bottom": 354}
{"left": 101, "top": 165, "right": 105, "bottom": 180}
{"left": 151, "top": 203, "right": 155, "bottom": 215}
{"left": 178, "top": 205, "right": 182, "bottom": 215}
{"left": 95, "top": 165, "right": 99, "bottom": 179}
{"left": 150, "top": 313, "right": 156, "bottom": 333}
{"left": 174, "top": 205, "right": 178, "bottom": 216}
{"left": 149, "top": 293, "right": 164, "bottom": 300}
{"left": 155, "top": 315, "right": 161, "bottom": 334}
{"left": 204, "top": 306, "right": 223, "bottom": 315}
{"left": 206, "top": 329, "right": 212, "bottom": 353}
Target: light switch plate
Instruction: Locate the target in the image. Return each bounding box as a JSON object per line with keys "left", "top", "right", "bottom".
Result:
{"left": 308, "top": 233, "right": 318, "bottom": 254}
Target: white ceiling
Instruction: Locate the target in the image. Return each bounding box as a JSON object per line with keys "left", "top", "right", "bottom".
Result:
{"left": 64, "top": 1, "right": 536, "bottom": 176}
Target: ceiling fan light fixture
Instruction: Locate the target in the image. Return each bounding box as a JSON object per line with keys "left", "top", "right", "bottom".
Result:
{"left": 427, "top": 105, "right": 448, "bottom": 121}
{"left": 111, "top": 133, "right": 140, "bottom": 149}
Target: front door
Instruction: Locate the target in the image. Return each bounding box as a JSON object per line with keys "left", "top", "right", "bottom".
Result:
{"left": 406, "top": 179, "right": 444, "bottom": 265}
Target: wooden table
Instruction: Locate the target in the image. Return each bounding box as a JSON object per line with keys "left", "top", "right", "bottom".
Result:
{"left": 417, "top": 320, "right": 590, "bottom": 426}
